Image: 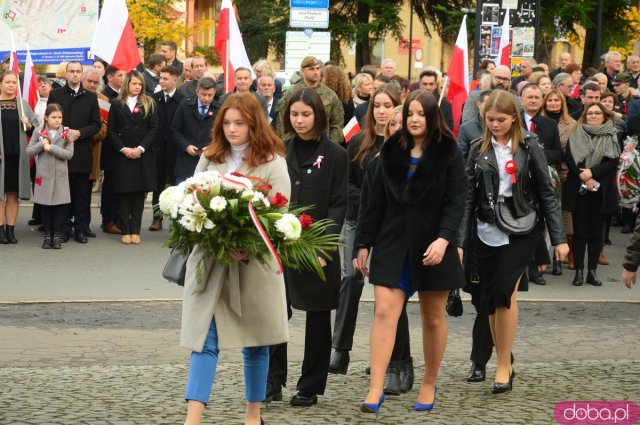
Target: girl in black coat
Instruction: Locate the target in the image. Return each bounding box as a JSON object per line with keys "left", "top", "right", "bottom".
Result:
{"left": 267, "top": 88, "right": 347, "bottom": 407}
{"left": 355, "top": 90, "right": 467, "bottom": 414}
{"left": 330, "top": 86, "right": 403, "bottom": 384}
{"left": 107, "top": 71, "right": 158, "bottom": 244}
{"left": 562, "top": 103, "right": 620, "bottom": 286}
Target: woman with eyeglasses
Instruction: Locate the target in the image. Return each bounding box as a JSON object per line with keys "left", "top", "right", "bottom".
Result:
{"left": 562, "top": 103, "right": 620, "bottom": 286}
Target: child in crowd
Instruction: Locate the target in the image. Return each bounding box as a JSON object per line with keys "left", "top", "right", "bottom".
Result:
{"left": 26, "top": 104, "right": 74, "bottom": 249}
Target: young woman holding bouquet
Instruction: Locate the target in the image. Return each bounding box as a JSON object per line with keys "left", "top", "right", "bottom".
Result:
{"left": 107, "top": 70, "right": 158, "bottom": 245}
{"left": 181, "top": 92, "right": 290, "bottom": 425}
{"left": 355, "top": 90, "right": 466, "bottom": 414}
{"left": 460, "top": 91, "right": 568, "bottom": 395}
{"left": 562, "top": 103, "right": 621, "bottom": 286}
{"left": 267, "top": 88, "right": 348, "bottom": 407}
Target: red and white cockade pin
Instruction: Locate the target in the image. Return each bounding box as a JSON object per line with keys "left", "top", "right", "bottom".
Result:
{"left": 133, "top": 106, "right": 140, "bottom": 114}
{"left": 313, "top": 155, "right": 324, "bottom": 169}
{"left": 207, "top": 110, "right": 214, "bottom": 117}
{"left": 505, "top": 160, "right": 517, "bottom": 184}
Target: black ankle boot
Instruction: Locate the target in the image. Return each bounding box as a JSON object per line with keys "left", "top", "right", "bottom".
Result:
{"left": 0, "top": 225, "right": 7, "bottom": 244}
{"left": 383, "top": 360, "right": 402, "bottom": 396}
{"left": 42, "top": 232, "right": 52, "bottom": 249}
{"left": 328, "top": 350, "right": 349, "bottom": 375}
{"left": 399, "top": 357, "right": 414, "bottom": 393}
{"left": 586, "top": 269, "right": 602, "bottom": 286}
{"left": 552, "top": 260, "right": 562, "bottom": 276}
{"left": 572, "top": 269, "right": 584, "bottom": 286}
{"left": 51, "top": 232, "right": 62, "bottom": 249}
{"left": 5, "top": 225, "right": 17, "bottom": 243}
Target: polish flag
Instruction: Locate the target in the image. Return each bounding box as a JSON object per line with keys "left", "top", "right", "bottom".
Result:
{"left": 497, "top": 9, "right": 511, "bottom": 67}
{"left": 98, "top": 98, "right": 111, "bottom": 121}
{"left": 342, "top": 116, "right": 361, "bottom": 143}
{"left": 8, "top": 32, "right": 20, "bottom": 96}
{"left": 22, "top": 46, "right": 38, "bottom": 111}
{"left": 215, "top": 0, "right": 255, "bottom": 94}
{"left": 90, "top": 0, "right": 140, "bottom": 72}
{"left": 445, "top": 15, "right": 469, "bottom": 137}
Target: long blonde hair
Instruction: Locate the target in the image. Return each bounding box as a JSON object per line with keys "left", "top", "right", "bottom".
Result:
{"left": 480, "top": 90, "right": 525, "bottom": 155}
{"left": 116, "top": 70, "right": 155, "bottom": 117}
{"left": 384, "top": 105, "right": 403, "bottom": 139}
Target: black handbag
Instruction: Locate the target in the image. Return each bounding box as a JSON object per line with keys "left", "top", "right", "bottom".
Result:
{"left": 482, "top": 168, "right": 537, "bottom": 236}
{"left": 446, "top": 289, "right": 463, "bottom": 317}
{"left": 162, "top": 245, "right": 192, "bottom": 286}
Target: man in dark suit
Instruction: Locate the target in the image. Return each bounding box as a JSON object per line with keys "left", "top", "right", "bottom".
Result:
{"left": 418, "top": 70, "right": 454, "bottom": 130}
{"left": 149, "top": 66, "right": 184, "bottom": 231}
{"left": 570, "top": 82, "right": 601, "bottom": 120}
{"left": 142, "top": 54, "right": 166, "bottom": 96}
{"left": 177, "top": 57, "right": 207, "bottom": 99}
{"left": 520, "top": 83, "right": 564, "bottom": 284}
{"left": 170, "top": 77, "right": 219, "bottom": 183}
{"left": 219, "top": 67, "right": 269, "bottom": 117}
{"left": 48, "top": 61, "right": 101, "bottom": 243}
{"left": 100, "top": 66, "right": 126, "bottom": 235}
{"left": 256, "top": 74, "right": 279, "bottom": 128}
{"left": 160, "top": 40, "right": 184, "bottom": 76}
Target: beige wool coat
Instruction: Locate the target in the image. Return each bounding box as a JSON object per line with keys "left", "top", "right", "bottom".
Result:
{"left": 180, "top": 153, "right": 292, "bottom": 352}
{"left": 26, "top": 126, "right": 74, "bottom": 205}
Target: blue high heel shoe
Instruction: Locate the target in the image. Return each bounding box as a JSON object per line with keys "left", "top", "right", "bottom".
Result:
{"left": 415, "top": 386, "right": 438, "bottom": 411}
{"left": 360, "top": 394, "right": 385, "bottom": 416}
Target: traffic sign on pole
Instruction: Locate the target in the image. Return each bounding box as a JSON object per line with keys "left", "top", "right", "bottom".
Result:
{"left": 290, "top": 0, "right": 329, "bottom": 8}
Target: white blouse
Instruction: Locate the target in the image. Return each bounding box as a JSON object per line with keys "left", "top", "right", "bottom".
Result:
{"left": 477, "top": 137, "right": 513, "bottom": 247}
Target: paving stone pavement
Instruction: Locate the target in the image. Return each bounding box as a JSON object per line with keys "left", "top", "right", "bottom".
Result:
{"left": 2, "top": 301, "right": 639, "bottom": 424}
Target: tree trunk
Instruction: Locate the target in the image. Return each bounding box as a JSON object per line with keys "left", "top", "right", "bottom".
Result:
{"left": 355, "top": 2, "right": 371, "bottom": 70}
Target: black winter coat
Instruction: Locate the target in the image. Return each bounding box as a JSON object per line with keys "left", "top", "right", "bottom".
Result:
{"left": 284, "top": 135, "right": 348, "bottom": 312}
{"left": 346, "top": 132, "right": 384, "bottom": 221}
{"left": 48, "top": 85, "right": 100, "bottom": 174}
{"left": 154, "top": 90, "right": 185, "bottom": 177}
{"left": 170, "top": 97, "right": 220, "bottom": 179}
{"left": 562, "top": 139, "right": 619, "bottom": 215}
{"left": 359, "top": 132, "right": 467, "bottom": 292}
{"left": 107, "top": 101, "right": 159, "bottom": 194}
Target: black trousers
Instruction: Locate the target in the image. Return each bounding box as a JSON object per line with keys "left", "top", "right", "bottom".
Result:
{"left": 332, "top": 273, "right": 364, "bottom": 351}
{"left": 118, "top": 191, "right": 145, "bottom": 234}
{"left": 390, "top": 301, "right": 411, "bottom": 361}
{"left": 468, "top": 282, "right": 494, "bottom": 366}
{"left": 40, "top": 204, "right": 65, "bottom": 233}
{"left": 572, "top": 191, "right": 605, "bottom": 270}
{"left": 30, "top": 164, "right": 41, "bottom": 222}
{"left": 269, "top": 310, "right": 332, "bottom": 396}
{"left": 101, "top": 170, "right": 120, "bottom": 225}
{"left": 62, "top": 173, "right": 90, "bottom": 235}
{"left": 151, "top": 154, "right": 171, "bottom": 221}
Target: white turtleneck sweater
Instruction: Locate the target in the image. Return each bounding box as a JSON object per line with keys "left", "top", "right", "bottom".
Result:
{"left": 227, "top": 142, "right": 250, "bottom": 173}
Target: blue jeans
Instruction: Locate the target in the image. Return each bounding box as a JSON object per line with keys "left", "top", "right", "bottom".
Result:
{"left": 185, "top": 319, "right": 269, "bottom": 404}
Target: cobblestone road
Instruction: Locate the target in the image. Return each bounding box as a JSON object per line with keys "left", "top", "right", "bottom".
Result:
{"left": 2, "top": 301, "right": 639, "bottom": 424}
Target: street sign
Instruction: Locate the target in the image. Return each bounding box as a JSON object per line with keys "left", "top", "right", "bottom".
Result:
{"left": 290, "top": 0, "right": 329, "bottom": 8}
{"left": 415, "top": 48, "right": 423, "bottom": 62}
{"left": 290, "top": 8, "right": 329, "bottom": 29}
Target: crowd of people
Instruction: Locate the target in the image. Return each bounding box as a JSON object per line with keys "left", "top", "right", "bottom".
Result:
{"left": 1, "top": 44, "right": 640, "bottom": 425}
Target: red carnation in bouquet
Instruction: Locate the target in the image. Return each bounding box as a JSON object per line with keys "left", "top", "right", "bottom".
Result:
{"left": 270, "top": 192, "right": 289, "bottom": 208}
{"left": 298, "top": 213, "right": 313, "bottom": 229}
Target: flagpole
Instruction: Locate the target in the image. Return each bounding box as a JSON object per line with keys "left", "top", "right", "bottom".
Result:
{"left": 225, "top": 39, "right": 230, "bottom": 93}
{"left": 438, "top": 77, "right": 449, "bottom": 107}
{"left": 10, "top": 32, "right": 26, "bottom": 131}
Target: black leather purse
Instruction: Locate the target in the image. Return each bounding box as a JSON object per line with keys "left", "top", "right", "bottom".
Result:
{"left": 482, "top": 167, "right": 537, "bottom": 236}
{"left": 162, "top": 245, "right": 192, "bottom": 286}
{"left": 446, "top": 289, "right": 463, "bottom": 317}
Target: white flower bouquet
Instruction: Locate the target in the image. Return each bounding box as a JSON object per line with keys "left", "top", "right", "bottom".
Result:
{"left": 158, "top": 170, "right": 340, "bottom": 281}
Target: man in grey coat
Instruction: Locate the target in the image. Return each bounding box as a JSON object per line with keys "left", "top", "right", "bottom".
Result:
{"left": 457, "top": 89, "right": 492, "bottom": 160}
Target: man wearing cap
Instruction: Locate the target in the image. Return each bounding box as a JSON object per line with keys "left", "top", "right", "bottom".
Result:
{"left": 276, "top": 56, "right": 344, "bottom": 144}
{"left": 2, "top": 53, "right": 10, "bottom": 71}
{"left": 613, "top": 72, "right": 637, "bottom": 115}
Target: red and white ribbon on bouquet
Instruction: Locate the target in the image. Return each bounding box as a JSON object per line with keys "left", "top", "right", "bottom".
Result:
{"left": 221, "top": 174, "right": 284, "bottom": 275}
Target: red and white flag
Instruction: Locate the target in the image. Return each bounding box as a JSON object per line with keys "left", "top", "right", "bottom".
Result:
{"left": 22, "top": 45, "right": 38, "bottom": 110}
{"left": 90, "top": 0, "right": 140, "bottom": 72}
{"left": 342, "top": 116, "right": 361, "bottom": 143}
{"left": 8, "top": 32, "right": 20, "bottom": 96}
{"left": 497, "top": 9, "right": 511, "bottom": 68}
{"left": 446, "top": 15, "right": 469, "bottom": 137}
{"left": 214, "top": 0, "right": 255, "bottom": 94}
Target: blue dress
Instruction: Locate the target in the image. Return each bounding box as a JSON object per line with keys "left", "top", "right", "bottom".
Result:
{"left": 398, "top": 157, "right": 421, "bottom": 296}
